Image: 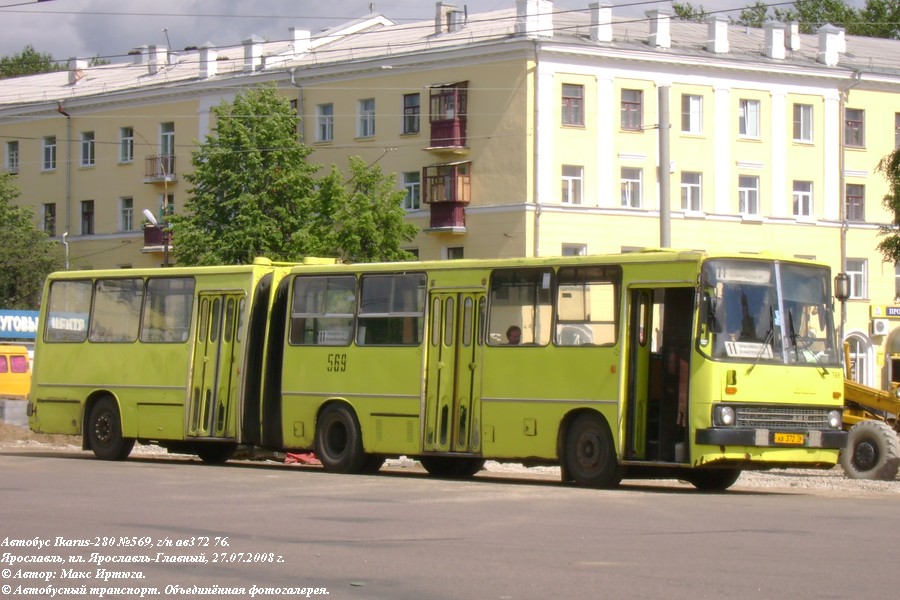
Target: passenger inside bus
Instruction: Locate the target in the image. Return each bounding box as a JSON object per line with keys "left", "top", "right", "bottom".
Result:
{"left": 505, "top": 325, "right": 521, "bottom": 345}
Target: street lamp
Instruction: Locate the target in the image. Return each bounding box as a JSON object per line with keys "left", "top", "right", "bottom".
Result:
{"left": 142, "top": 209, "right": 170, "bottom": 267}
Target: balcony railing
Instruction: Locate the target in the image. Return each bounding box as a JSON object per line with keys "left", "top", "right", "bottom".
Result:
{"left": 423, "top": 163, "right": 470, "bottom": 232}
{"left": 144, "top": 155, "right": 176, "bottom": 182}
{"left": 429, "top": 118, "right": 467, "bottom": 149}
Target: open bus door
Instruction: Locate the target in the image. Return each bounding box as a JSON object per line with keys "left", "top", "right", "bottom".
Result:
{"left": 188, "top": 292, "right": 244, "bottom": 439}
{"left": 625, "top": 287, "right": 692, "bottom": 463}
{"left": 423, "top": 290, "right": 484, "bottom": 460}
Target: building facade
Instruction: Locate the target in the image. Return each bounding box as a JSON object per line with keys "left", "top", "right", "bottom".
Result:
{"left": 2, "top": 1, "right": 900, "bottom": 387}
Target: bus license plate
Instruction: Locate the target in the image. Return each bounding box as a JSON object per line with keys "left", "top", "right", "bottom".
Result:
{"left": 774, "top": 433, "right": 805, "bottom": 445}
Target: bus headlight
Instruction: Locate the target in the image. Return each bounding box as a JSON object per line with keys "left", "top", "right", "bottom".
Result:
{"left": 828, "top": 410, "right": 842, "bottom": 429}
{"left": 713, "top": 406, "right": 736, "bottom": 427}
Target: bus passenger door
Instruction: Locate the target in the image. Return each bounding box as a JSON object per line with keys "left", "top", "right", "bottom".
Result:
{"left": 424, "top": 291, "right": 484, "bottom": 454}
{"left": 626, "top": 290, "right": 652, "bottom": 459}
{"left": 189, "top": 293, "right": 244, "bottom": 438}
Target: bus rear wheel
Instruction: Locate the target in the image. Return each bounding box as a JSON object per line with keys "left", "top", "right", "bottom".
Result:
{"left": 87, "top": 397, "right": 134, "bottom": 461}
{"left": 564, "top": 413, "right": 620, "bottom": 488}
{"left": 840, "top": 420, "right": 900, "bottom": 480}
{"left": 315, "top": 404, "right": 366, "bottom": 474}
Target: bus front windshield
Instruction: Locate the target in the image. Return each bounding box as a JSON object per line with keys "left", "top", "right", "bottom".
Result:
{"left": 700, "top": 259, "right": 840, "bottom": 368}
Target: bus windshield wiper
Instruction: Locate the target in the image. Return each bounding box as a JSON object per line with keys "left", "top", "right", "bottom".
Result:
{"left": 788, "top": 309, "right": 828, "bottom": 377}
{"left": 746, "top": 307, "right": 774, "bottom": 375}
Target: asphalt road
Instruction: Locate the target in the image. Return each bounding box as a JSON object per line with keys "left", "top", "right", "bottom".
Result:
{"left": 1, "top": 449, "right": 897, "bottom": 600}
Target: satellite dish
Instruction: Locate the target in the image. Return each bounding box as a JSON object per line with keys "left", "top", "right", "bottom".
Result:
{"left": 142, "top": 209, "right": 158, "bottom": 226}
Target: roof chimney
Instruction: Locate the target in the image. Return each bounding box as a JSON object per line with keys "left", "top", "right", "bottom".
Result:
{"left": 67, "top": 58, "right": 87, "bottom": 85}
{"left": 130, "top": 45, "right": 148, "bottom": 65}
{"left": 706, "top": 15, "right": 729, "bottom": 54}
{"left": 434, "top": 2, "right": 458, "bottom": 34}
{"left": 786, "top": 21, "right": 800, "bottom": 51}
{"left": 646, "top": 10, "right": 671, "bottom": 49}
{"left": 148, "top": 45, "right": 166, "bottom": 75}
{"left": 515, "top": 0, "right": 554, "bottom": 39}
{"left": 199, "top": 43, "right": 217, "bottom": 79}
{"left": 764, "top": 22, "right": 785, "bottom": 59}
{"left": 290, "top": 27, "right": 311, "bottom": 55}
{"left": 817, "top": 24, "right": 842, "bottom": 66}
{"left": 589, "top": 3, "right": 612, "bottom": 43}
{"left": 243, "top": 35, "right": 263, "bottom": 72}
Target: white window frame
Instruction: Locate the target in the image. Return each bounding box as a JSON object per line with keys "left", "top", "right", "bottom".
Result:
{"left": 5, "top": 140, "right": 18, "bottom": 174}
{"left": 681, "top": 172, "right": 702, "bottom": 212}
{"left": 402, "top": 172, "right": 420, "bottom": 210}
{"left": 738, "top": 175, "right": 760, "bottom": 215}
{"left": 738, "top": 99, "right": 760, "bottom": 138}
{"left": 792, "top": 181, "right": 813, "bottom": 218}
{"left": 844, "top": 108, "right": 864, "bottom": 148}
{"left": 620, "top": 167, "right": 642, "bottom": 208}
{"left": 403, "top": 93, "right": 420, "bottom": 134}
{"left": 562, "top": 243, "right": 587, "bottom": 256}
{"left": 793, "top": 104, "right": 813, "bottom": 142}
{"left": 42, "top": 136, "right": 56, "bottom": 171}
{"left": 681, "top": 94, "right": 703, "bottom": 134}
{"left": 358, "top": 98, "right": 375, "bottom": 138}
{"left": 561, "top": 165, "right": 583, "bottom": 205}
{"left": 316, "top": 104, "right": 334, "bottom": 142}
{"left": 119, "top": 127, "right": 134, "bottom": 163}
{"left": 562, "top": 84, "right": 584, "bottom": 127}
{"left": 846, "top": 258, "right": 867, "bottom": 300}
{"left": 120, "top": 197, "right": 134, "bottom": 231}
{"left": 80, "top": 131, "right": 95, "bottom": 167}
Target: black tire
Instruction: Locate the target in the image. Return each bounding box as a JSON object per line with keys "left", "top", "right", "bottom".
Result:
{"left": 361, "top": 455, "right": 386, "bottom": 474}
{"left": 87, "top": 397, "right": 134, "bottom": 461}
{"left": 196, "top": 443, "right": 237, "bottom": 464}
{"left": 420, "top": 456, "right": 485, "bottom": 478}
{"left": 315, "top": 404, "right": 366, "bottom": 474}
{"left": 563, "top": 413, "right": 620, "bottom": 488}
{"left": 840, "top": 420, "right": 900, "bottom": 480}
{"left": 685, "top": 468, "right": 742, "bottom": 491}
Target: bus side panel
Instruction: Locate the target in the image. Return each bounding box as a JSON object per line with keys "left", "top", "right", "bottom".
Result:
{"left": 480, "top": 345, "right": 620, "bottom": 460}
{"left": 279, "top": 345, "right": 423, "bottom": 454}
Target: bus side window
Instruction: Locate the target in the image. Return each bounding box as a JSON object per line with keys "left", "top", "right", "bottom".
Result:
{"left": 357, "top": 273, "right": 426, "bottom": 346}
{"left": 290, "top": 275, "right": 356, "bottom": 346}
{"left": 556, "top": 265, "right": 621, "bottom": 346}
{"left": 487, "top": 267, "right": 553, "bottom": 346}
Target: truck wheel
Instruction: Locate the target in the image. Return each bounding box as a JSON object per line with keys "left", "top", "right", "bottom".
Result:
{"left": 840, "top": 420, "right": 900, "bottom": 480}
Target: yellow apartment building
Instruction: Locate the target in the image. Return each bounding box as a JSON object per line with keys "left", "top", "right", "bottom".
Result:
{"left": 1, "top": 1, "right": 900, "bottom": 388}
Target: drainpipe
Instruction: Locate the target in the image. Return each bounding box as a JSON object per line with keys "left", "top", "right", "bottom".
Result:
{"left": 658, "top": 85, "right": 671, "bottom": 248}
{"left": 532, "top": 40, "right": 541, "bottom": 258}
{"left": 289, "top": 68, "right": 305, "bottom": 144}
{"left": 57, "top": 100, "right": 72, "bottom": 239}
{"left": 838, "top": 70, "right": 862, "bottom": 348}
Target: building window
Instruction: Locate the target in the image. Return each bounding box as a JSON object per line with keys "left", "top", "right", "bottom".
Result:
{"left": 316, "top": 104, "right": 333, "bottom": 142}
{"left": 402, "top": 172, "right": 420, "bottom": 210}
{"left": 561, "top": 243, "right": 587, "bottom": 256}
{"left": 738, "top": 99, "right": 760, "bottom": 138}
{"left": 621, "top": 89, "right": 642, "bottom": 131}
{"left": 681, "top": 172, "right": 702, "bottom": 212}
{"left": 844, "top": 108, "right": 864, "bottom": 148}
{"left": 120, "top": 197, "right": 134, "bottom": 231}
{"left": 403, "top": 93, "right": 420, "bottom": 134}
{"left": 620, "top": 167, "right": 642, "bottom": 208}
{"left": 119, "top": 127, "right": 134, "bottom": 163}
{"left": 158, "top": 122, "right": 175, "bottom": 177}
{"left": 447, "top": 247, "right": 464, "bottom": 260}
{"left": 5, "top": 141, "right": 18, "bottom": 174}
{"left": 793, "top": 104, "right": 813, "bottom": 142}
{"left": 42, "top": 136, "right": 56, "bottom": 171}
{"left": 80, "top": 131, "right": 95, "bottom": 167}
{"left": 42, "top": 203, "right": 56, "bottom": 236}
{"left": 562, "top": 84, "right": 584, "bottom": 126}
{"left": 81, "top": 200, "right": 94, "bottom": 235}
{"left": 792, "top": 181, "right": 813, "bottom": 218}
{"left": 738, "top": 175, "right": 760, "bottom": 215}
{"left": 845, "top": 184, "right": 865, "bottom": 222}
{"left": 160, "top": 192, "right": 175, "bottom": 218}
{"left": 681, "top": 94, "right": 702, "bottom": 134}
{"left": 846, "top": 258, "right": 867, "bottom": 300}
{"left": 358, "top": 98, "right": 375, "bottom": 138}
{"left": 561, "top": 165, "right": 583, "bottom": 205}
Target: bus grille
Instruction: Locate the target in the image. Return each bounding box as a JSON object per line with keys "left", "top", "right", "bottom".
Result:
{"left": 734, "top": 406, "right": 832, "bottom": 431}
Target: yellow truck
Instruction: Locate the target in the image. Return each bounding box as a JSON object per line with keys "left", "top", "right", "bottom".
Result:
{"left": 840, "top": 378, "right": 900, "bottom": 480}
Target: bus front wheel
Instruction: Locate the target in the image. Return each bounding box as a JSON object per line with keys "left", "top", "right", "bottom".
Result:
{"left": 87, "top": 397, "right": 134, "bottom": 461}
{"left": 564, "top": 413, "right": 620, "bottom": 488}
{"left": 685, "top": 468, "right": 741, "bottom": 491}
{"left": 315, "top": 404, "right": 366, "bottom": 474}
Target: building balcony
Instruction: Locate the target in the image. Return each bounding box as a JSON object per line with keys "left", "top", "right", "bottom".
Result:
{"left": 427, "top": 118, "right": 468, "bottom": 152}
{"left": 142, "top": 223, "right": 172, "bottom": 255}
{"left": 144, "top": 155, "right": 177, "bottom": 183}
{"left": 423, "top": 161, "right": 470, "bottom": 233}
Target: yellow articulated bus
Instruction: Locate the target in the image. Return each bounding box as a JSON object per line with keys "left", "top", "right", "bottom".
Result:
{"left": 29, "top": 250, "right": 847, "bottom": 490}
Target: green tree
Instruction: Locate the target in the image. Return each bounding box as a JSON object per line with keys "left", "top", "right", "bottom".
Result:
{"left": 0, "top": 173, "right": 64, "bottom": 309}
{"left": 791, "top": 0, "right": 858, "bottom": 33}
{"left": 876, "top": 148, "right": 900, "bottom": 262}
{"left": 170, "top": 84, "right": 417, "bottom": 265}
{"left": 735, "top": 0, "right": 797, "bottom": 28}
{"left": 0, "top": 45, "right": 62, "bottom": 79}
{"left": 672, "top": 2, "right": 709, "bottom": 22}
{"left": 856, "top": 0, "right": 900, "bottom": 39}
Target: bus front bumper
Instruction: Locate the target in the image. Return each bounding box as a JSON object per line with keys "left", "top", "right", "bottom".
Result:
{"left": 695, "top": 428, "right": 847, "bottom": 449}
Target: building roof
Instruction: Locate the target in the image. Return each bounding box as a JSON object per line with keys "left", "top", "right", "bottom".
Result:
{"left": 1, "top": 4, "right": 898, "bottom": 111}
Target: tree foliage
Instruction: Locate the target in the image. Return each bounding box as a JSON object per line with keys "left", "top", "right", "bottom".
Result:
{"left": 170, "top": 84, "right": 416, "bottom": 266}
{"left": 731, "top": 0, "right": 899, "bottom": 38}
{"left": 0, "top": 174, "right": 64, "bottom": 309}
{"left": 0, "top": 45, "right": 62, "bottom": 79}
{"left": 876, "top": 149, "right": 900, "bottom": 262}
{"left": 672, "top": 2, "right": 709, "bottom": 22}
